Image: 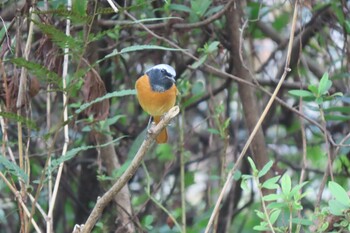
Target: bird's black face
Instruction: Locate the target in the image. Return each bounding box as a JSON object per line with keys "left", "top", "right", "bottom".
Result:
{"left": 146, "top": 65, "right": 176, "bottom": 92}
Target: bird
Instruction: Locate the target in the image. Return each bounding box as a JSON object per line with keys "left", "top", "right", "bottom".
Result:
{"left": 135, "top": 64, "right": 177, "bottom": 144}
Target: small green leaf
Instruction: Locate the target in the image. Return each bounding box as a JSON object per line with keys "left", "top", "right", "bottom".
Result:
{"left": 114, "top": 160, "right": 132, "bottom": 178}
{"left": 207, "top": 127, "right": 220, "bottom": 135}
{"left": 292, "top": 218, "right": 313, "bottom": 226}
{"left": 233, "top": 170, "right": 242, "bottom": 181}
{"left": 329, "top": 181, "right": 350, "bottom": 206}
{"left": 253, "top": 224, "right": 269, "bottom": 231}
{"left": 191, "top": 55, "right": 208, "bottom": 69}
{"left": 288, "top": 90, "right": 314, "bottom": 98}
{"left": 325, "top": 114, "right": 350, "bottom": 121}
{"left": 72, "top": 0, "right": 87, "bottom": 17}
{"left": 156, "top": 144, "right": 175, "bottom": 161}
{"left": 192, "top": 80, "right": 205, "bottom": 95}
{"left": 262, "top": 176, "right": 281, "bottom": 190}
{"left": 206, "top": 41, "right": 220, "bottom": 53}
{"left": 269, "top": 209, "right": 281, "bottom": 225}
{"left": 184, "top": 171, "right": 195, "bottom": 187}
{"left": 281, "top": 174, "right": 291, "bottom": 196}
{"left": 308, "top": 84, "right": 318, "bottom": 94}
{"left": 329, "top": 200, "right": 347, "bottom": 216}
{"left": 142, "top": 215, "right": 154, "bottom": 230}
{"left": 263, "top": 194, "right": 281, "bottom": 201}
{"left": 169, "top": 4, "right": 192, "bottom": 13}
{"left": 191, "top": 0, "right": 211, "bottom": 17}
{"left": 204, "top": 5, "right": 224, "bottom": 17}
{"left": 0, "top": 112, "right": 38, "bottom": 130}
{"left": 267, "top": 202, "right": 287, "bottom": 209}
{"left": 324, "top": 106, "right": 350, "bottom": 113}
{"left": 247, "top": 157, "right": 257, "bottom": 173}
{"left": 0, "top": 156, "right": 29, "bottom": 183}
{"left": 318, "top": 72, "right": 332, "bottom": 96}
{"left": 240, "top": 179, "right": 249, "bottom": 191}
{"left": 290, "top": 181, "right": 308, "bottom": 198}
{"left": 255, "top": 210, "right": 265, "bottom": 220}
{"left": 258, "top": 160, "right": 273, "bottom": 178}
{"left": 75, "top": 89, "right": 136, "bottom": 115}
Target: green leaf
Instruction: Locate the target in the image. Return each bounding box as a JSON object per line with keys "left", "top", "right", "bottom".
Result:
{"left": 0, "top": 155, "right": 29, "bottom": 183}
{"left": 191, "top": 80, "right": 205, "bottom": 95}
{"left": 156, "top": 144, "right": 175, "bottom": 161}
{"left": 255, "top": 210, "right": 265, "bottom": 220}
{"left": 142, "top": 215, "right": 154, "bottom": 230}
{"left": 262, "top": 176, "right": 281, "bottom": 190}
{"left": 169, "top": 4, "right": 192, "bottom": 13}
{"left": 329, "top": 181, "right": 350, "bottom": 206}
{"left": 253, "top": 224, "right": 270, "bottom": 231}
{"left": 269, "top": 209, "right": 281, "bottom": 225}
{"left": 267, "top": 202, "right": 287, "bottom": 209}
{"left": 102, "top": 45, "right": 185, "bottom": 61}
{"left": 102, "top": 115, "right": 126, "bottom": 128}
{"left": 324, "top": 106, "right": 350, "bottom": 113}
{"left": 292, "top": 218, "right": 313, "bottom": 226}
{"left": 272, "top": 14, "right": 289, "bottom": 32}
{"left": 144, "top": 215, "right": 154, "bottom": 225}
{"left": 207, "top": 127, "right": 220, "bottom": 135}
{"left": 185, "top": 171, "right": 195, "bottom": 187}
{"left": 114, "top": 160, "right": 132, "bottom": 178}
{"left": 0, "top": 112, "right": 38, "bottom": 130}
{"left": 308, "top": 84, "right": 318, "bottom": 95}
{"left": 206, "top": 41, "right": 220, "bottom": 53}
{"left": 325, "top": 114, "right": 350, "bottom": 121}
{"left": 191, "top": 55, "right": 208, "bottom": 69}
{"left": 233, "top": 170, "right": 242, "bottom": 181}
{"left": 263, "top": 194, "right": 281, "bottom": 201}
{"left": 10, "top": 58, "right": 60, "bottom": 85}
{"left": 32, "top": 20, "right": 82, "bottom": 50}
{"left": 247, "top": 157, "right": 257, "bottom": 173}
{"left": 281, "top": 174, "right": 291, "bottom": 196}
{"left": 258, "top": 160, "right": 273, "bottom": 178}
{"left": 288, "top": 90, "right": 314, "bottom": 98}
{"left": 204, "top": 5, "right": 224, "bottom": 17}
{"left": 50, "top": 136, "right": 125, "bottom": 170}
{"left": 318, "top": 72, "right": 332, "bottom": 96}
{"left": 74, "top": 89, "right": 136, "bottom": 115}
{"left": 72, "top": 0, "right": 87, "bottom": 17}
{"left": 191, "top": 0, "right": 211, "bottom": 17}
{"left": 329, "top": 199, "right": 347, "bottom": 216}
{"left": 290, "top": 181, "right": 308, "bottom": 198}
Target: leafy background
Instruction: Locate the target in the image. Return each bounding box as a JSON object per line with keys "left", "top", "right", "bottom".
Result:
{"left": 0, "top": 0, "right": 349, "bottom": 232}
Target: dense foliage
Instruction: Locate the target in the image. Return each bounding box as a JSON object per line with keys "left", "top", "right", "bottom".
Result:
{"left": 0, "top": 0, "right": 349, "bottom": 232}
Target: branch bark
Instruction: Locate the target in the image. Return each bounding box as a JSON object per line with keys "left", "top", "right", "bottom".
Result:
{"left": 225, "top": 2, "right": 271, "bottom": 178}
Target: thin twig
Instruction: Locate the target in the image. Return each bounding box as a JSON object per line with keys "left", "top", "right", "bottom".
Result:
{"left": 0, "top": 172, "right": 42, "bottom": 233}
{"left": 106, "top": 0, "right": 119, "bottom": 13}
{"left": 47, "top": 0, "right": 72, "bottom": 231}
{"left": 179, "top": 110, "right": 186, "bottom": 233}
{"left": 16, "top": 6, "right": 35, "bottom": 233}
{"left": 204, "top": 1, "right": 300, "bottom": 232}
{"left": 142, "top": 162, "right": 182, "bottom": 232}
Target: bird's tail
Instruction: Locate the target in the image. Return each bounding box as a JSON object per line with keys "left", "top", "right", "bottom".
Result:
{"left": 153, "top": 116, "right": 167, "bottom": 144}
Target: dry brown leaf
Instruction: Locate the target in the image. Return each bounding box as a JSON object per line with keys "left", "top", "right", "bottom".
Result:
{"left": 82, "top": 70, "right": 109, "bottom": 121}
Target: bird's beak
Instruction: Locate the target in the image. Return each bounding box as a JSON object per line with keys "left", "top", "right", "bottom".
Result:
{"left": 168, "top": 76, "right": 176, "bottom": 83}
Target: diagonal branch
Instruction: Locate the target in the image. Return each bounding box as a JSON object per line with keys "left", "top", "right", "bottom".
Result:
{"left": 73, "top": 106, "right": 180, "bottom": 233}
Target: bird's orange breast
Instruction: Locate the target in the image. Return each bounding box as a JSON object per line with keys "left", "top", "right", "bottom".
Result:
{"left": 135, "top": 74, "right": 177, "bottom": 117}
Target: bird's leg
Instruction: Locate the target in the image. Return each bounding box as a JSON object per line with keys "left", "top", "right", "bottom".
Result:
{"left": 147, "top": 116, "right": 156, "bottom": 134}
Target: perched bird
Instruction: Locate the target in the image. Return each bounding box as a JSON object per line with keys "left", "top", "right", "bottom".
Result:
{"left": 135, "top": 64, "right": 177, "bottom": 143}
